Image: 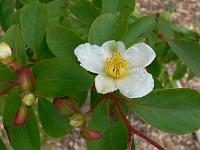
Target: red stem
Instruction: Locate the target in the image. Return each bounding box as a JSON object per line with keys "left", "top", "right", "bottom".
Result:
{"left": 158, "top": 34, "right": 171, "bottom": 43}
{"left": 0, "top": 80, "right": 14, "bottom": 84}
{"left": 0, "top": 81, "right": 17, "bottom": 96}
{"left": 127, "top": 132, "right": 132, "bottom": 150}
{"left": 111, "top": 93, "right": 145, "bottom": 107}
{"left": 114, "top": 98, "right": 165, "bottom": 150}
{"left": 86, "top": 99, "right": 106, "bottom": 116}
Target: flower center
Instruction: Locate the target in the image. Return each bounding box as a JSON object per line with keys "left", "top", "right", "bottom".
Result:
{"left": 105, "top": 52, "right": 128, "bottom": 79}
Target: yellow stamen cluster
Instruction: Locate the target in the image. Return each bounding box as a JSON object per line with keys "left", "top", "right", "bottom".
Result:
{"left": 105, "top": 52, "right": 128, "bottom": 79}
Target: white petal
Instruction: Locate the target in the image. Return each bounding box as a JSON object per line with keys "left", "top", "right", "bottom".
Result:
{"left": 124, "top": 42, "right": 156, "bottom": 68}
{"left": 0, "top": 42, "right": 12, "bottom": 60}
{"left": 74, "top": 43, "right": 106, "bottom": 74}
{"left": 101, "top": 40, "right": 126, "bottom": 57}
{"left": 95, "top": 75, "right": 117, "bottom": 94}
{"left": 116, "top": 69, "right": 154, "bottom": 98}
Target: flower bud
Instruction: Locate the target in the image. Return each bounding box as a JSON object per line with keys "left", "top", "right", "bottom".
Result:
{"left": 22, "top": 93, "right": 36, "bottom": 106}
{"left": 13, "top": 105, "right": 29, "bottom": 126}
{"left": 8, "top": 59, "right": 20, "bottom": 72}
{"left": 53, "top": 97, "right": 80, "bottom": 116}
{"left": 0, "top": 42, "right": 12, "bottom": 61}
{"left": 81, "top": 127, "right": 102, "bottom": 141}
{"left": 70, "top": 113, "right": 86, "bottom": 128}
{"left": 18, "top": 68, "right": 35, "bottom": 91}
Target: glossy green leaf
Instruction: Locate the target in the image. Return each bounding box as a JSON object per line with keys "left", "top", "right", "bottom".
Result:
{"left": 122, "top": 16, "right": 156, "bottom": 43}
{"left": 102, "top": 0, "right": 119, "bottom": 14}
{"left": 0, "top": 137, "right": 7, "bottom": 150}
{"left": 102, "top": 0, "right": 135, "bottom": 16}
{"left": 3, "top": 87, "right": 40, "bottom": 150}
{"left": 158, "top": 17, "right": 174, "bottom": 39}
{"left": 0, "top": 0, "right": 14, "bottom": 31}
{"left": 89, "top": 14, "right": 128, "bottom": 45}
{"left": 130, "top": 88, "right": 200, "bottom": 134}
{"left": 38, "top": 98, "right": 71, "bottom": 137}
{"left": 33, "top": 58, "right": 94, "bottom": 97}
{"left": 70, "top": 0, "right": 100, "bottom": 23}
{"left": 0, "top": 96, "right": 6, "bottom": 115}
{"left": 147, "top": 59, "right": 161, "bottom": 78}
{"left": 47, "top": 0, "right": 66, "bottom": 18}
{"left": 3, "top": 25, "right": 26, "bottom": 66}
{"left": 0, "top": 64, "right": 16, "bottom": 81}
{"left": 93, "top": 0, "right": 102, "bottom": 8}
{"left": 118, "top": 0, "right": 135, "bottom": 17}
{"left": 36, "top": 38, "right": 55, "bottom": 60}
{"left": 20, "top": 0, "right": 35, "bottom": 4}
{"left": 88, "top": 100, "right": 128, "bottom": 150}
{"left": 10, "top": 10, "right": 21, "bottom": 25}
{"left": 46, "top": 26, "right": 83, "bottom": 59}
{"left": 169, "top": 39, "right": 200, "bottom": 76}
{"left": 20, "top": 1, "right": 48, "bottom": 50}
{"left": 173, "top": 63, "right": 187, "bottom": 80}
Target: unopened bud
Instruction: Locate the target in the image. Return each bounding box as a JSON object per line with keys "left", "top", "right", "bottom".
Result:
{"left": 70, "top": 113, "right": 86, "bottom": 128}
{"left": 81, "top": 127, "right": 102, "bottom": 141}
{"left": 8, "top": 59, "right": 20, "bottom": 72}
{"left": 53, "top": 97, "right": 80, "bottom": 116}
{"left": 22, "top": 93, "right": 36, "bottom": 106}
{"left": 18, "top": 68, "right": 35, "bottom": 91}
{"left": 0, "top": 42, "right": 12, "bottom": 61}
{"left": 13, "top": 105, "right": 29, "bottom": 126}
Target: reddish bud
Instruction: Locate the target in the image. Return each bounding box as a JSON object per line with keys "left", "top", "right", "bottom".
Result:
{"left": 81, "top": 127, "right": 102, "bottom": 141}
{"left": 13, "top": 105, "right": 29, "bottom": 126}
{"left": 9, "top": 60, "right": 20, "bottom": 72}
{"left": 53, "top": 97, "right": 80, "bottom": 116}
{"left": 70, "top": 113, "right": 86, "bottom": 128}
{"left": 18, "top": 68, "right": 35, "bottom": 91}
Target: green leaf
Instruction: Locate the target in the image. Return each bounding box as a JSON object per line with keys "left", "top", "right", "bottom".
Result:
{"left": 10, "top": 10, "right": 21, "bottom": 26}
{"left": 70, "top": 0, "right": 100, "bottom": 23}
{"left": 147, "top": 59, "right": 161, "bottom": 78}
{"left": 3, "top": 25, "right": 26, "bottom": 66}
{"left": 47, "top": 0, "right": 66, "bottom": 18}
{"left": 158, "top": 17, "right": 174, "bottom": 39}
{"left": 3, "top": 87, "right": 40, "bottom": 150}
{"left": 46, "top": 26, "right": 83, "bottom": 59}
{"left": 102, "top": 0, "right": 119, "bottom": 14}
{"left": 0, "top": 137, "right": 7, "bottom": 150}
{"left": 88, "top": 100, "right": 128, "bottom": 150}
{"left": 20, "top": 0, "right": 35, "bottom": 5}
{"left": 130, "top": 88, "right": 200, "bottom": 134}
{"left": 20, "top": 1, "right": 48, "bottom": 50}
{"left": 0, "top": 64, "right": 16, "bottom": 81}
{"left": 0, "top": 95, "right": 6, "bottom": 115}
{"left": 173, "top": 63, "right": 187, "bottom": 80}
{"left": 118, "top": 0, "right": 135, "bottom": 17}
{"left": 33, "top": 58, "right": 94, "bottom": 97}
{"left": 89, "top": 14, "right": 128, "bottom": 45}
{"left": 169, "top": 39, "right": 200, "bottom": 76}
{"left": 102, "top": 0, "right": 135, "bottom": 16}
{"left": 122, "top": 16, "right": 156, "bottom": 43}
{"left": 36, "top": 37, "right": 55, "bottom": 60}
{"left": 71, "top": 92, "right": 88, "bottom": 106}
{"left": 38, "top": 98, "right": 71, "bottom": 137}
{"left": 0, "top": 0, "right": 14, "bottom": 31}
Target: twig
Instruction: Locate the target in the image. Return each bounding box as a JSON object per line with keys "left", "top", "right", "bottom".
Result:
{"left": 0, "top": 81, "right": 18, "bottom": 96}
{"left": 127, "top": 132, "right": 133, "bottom": 150}
{"left": 113, "top": 97, "right": 165, "bottom": 150}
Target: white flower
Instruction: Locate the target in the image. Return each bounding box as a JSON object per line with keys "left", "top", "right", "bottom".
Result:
{"left": 0, "top": 42, "right": 12, "bottom": 60}
{"left": 74, "top": 40, "right": 156, "bottom": 98}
